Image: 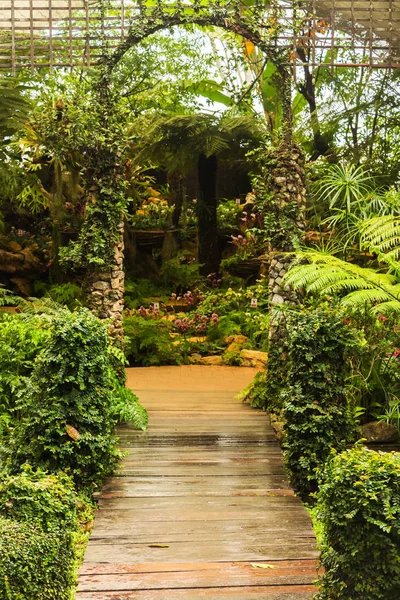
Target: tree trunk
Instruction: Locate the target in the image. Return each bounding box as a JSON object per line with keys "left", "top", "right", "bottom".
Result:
{"left": 197, "top": 153, "right": 220, "bottom": 277}
{"left": 167, "top": 171, "right": 184, "bottom": 229}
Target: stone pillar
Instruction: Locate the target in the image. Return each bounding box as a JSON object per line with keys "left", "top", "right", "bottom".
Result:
{"left": 263, "top": 142, "right": 307, "bottom": 253}
{"left": 261, "top": 144, "right": 307, "bottom": 414}
{"left": 86, "top": 221, "right": 125, "bottom": 341}
{"left": 268, "top": 252, "right": 300, "bottom": 306}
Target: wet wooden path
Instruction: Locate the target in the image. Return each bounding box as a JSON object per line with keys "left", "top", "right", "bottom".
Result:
{"left": 77, "top": 366, "right": 318, "bottom": 599}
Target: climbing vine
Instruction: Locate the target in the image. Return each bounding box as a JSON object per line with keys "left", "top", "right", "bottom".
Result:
{"left": 59, "top": 68, "right": 129, "bottom": 272}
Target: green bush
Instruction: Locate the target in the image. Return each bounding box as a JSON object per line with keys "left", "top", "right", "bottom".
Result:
{"left": 8, "top": 309, "right": 119, "bottom": 488}
{"left": 0, "top": 466, "right": 77, "bottom": 531}
{"left": 238, "top": 371, "right": 268, "bottom": 409}
{"left": 109, "top": 368, "right": 148, "bottom": 430}
{"left": 281, "top": 305, "right": 357, "bottom": 499}
{"left": 0, "top": 517, "right": 75, "bottom": 600}
{"left": 315, "top": 447, "right": 400, "bottom": 600}
{"left": 0, "top": 313, "right": 50, "bottom": 417}
{"left": 124, "top": 315, "right": 182, "bottom": 366}
{"left": 33, "top": 281, "right": 82, "bottom": 310}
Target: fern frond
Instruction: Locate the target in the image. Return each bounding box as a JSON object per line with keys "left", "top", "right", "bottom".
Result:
{"left": 286, "top": 251, "right": 400, "bottom": 315}
{"left": 360, "top": 216, "right": 400, "bottom": 261}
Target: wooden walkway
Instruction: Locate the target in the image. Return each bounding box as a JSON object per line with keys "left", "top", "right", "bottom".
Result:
{"left": 77, "top": 366, "right": 318, "bottom": 599}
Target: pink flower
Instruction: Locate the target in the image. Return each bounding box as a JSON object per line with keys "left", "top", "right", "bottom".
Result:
{"left": 378, "top": 314, "right": 388, "bottom": 322}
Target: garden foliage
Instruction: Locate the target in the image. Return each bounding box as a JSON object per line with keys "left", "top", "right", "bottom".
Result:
{"left": 0, "top": 313, "right": 50, "bottom": 430}
{"left": 0, "top": 466, "right": 78, "bottom": 600}
{"left": 7, "top": 309, "right": 120, "bottom": 487}
{"left": 0, "top": 517, "right": 76, "bottom": 600}
{"left": 315, "top": 446, "right": 400, "bottom": 600}
{"left": 281, "top": 305, "right": 357, "bottom": 498}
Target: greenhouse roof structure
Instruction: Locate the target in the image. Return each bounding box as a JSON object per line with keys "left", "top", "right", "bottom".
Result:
{"left": 1, "top": 0, "right": 399, "bottom": 73}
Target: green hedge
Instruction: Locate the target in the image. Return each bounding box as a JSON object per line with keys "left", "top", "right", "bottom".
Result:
{"left": 315, "top": 447, "right": 400, "bottom": 600}
{"left": 0, "top": 517, "right": 75, "bottom": 600}
{"left": 8, "top": 309, "right": 119, "bottom": 488}
{"left": 0, "top": 466, "right": 77, "bottom": 531}
{"left": 281, "top": 305, "right": 357, "bottom": 498}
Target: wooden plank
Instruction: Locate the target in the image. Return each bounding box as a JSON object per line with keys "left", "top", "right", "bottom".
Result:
{"left": 78, "top": 565, "right": 317, "bottom": 592}
{"left": 80, "top": 560, "right": 318, "bottom": 576}
{"left": 82, "top": 541, "right": 319, "bottom": 564}
{"left": 89, "top": 515, "right": 314, "bottom": 539}
{"left": 77, "top": 586, "right": 317, "bottom": 600}
{"left": 78, "top": 366, "right": 318, "bottom": 598}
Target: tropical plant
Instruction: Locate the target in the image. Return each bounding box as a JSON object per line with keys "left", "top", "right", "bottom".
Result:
{"left": 315, "top": 446, "right": 400, "bottom": 600}
{"left": 286, "top": 251, "right": 400, "bottom": 315}
{"left": 0, "top": 284, "right": 20, "bottom": 307}
{"left": 132, "top": 112, "right": 263, "bottom": 275}
{"left": 0, "top": 77, "right": 30, "bottom": 144}
{"left": 286, "top": 216, "right": 400, "bottom": 316}
{"left": 316, "top": 164, "right": 374, "bottom": 213}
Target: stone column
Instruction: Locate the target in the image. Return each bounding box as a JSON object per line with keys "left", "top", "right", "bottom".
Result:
{"left": 261, "top": 143, "right": 307, "bottom": 414}
{"left": 85, "top": 221, "right": 125, "bottom": 341}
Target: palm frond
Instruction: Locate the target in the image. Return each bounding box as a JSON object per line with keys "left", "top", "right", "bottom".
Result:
{"left": 132, "top": 112, "right": 262, "bottom": 173}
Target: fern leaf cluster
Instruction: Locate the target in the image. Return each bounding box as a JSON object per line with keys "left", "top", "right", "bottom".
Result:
{"left": 286, "top": 252, "right": 400, "bottom": 315}
{"left": 360, "top": 216, "right": 400, "bottom": 263}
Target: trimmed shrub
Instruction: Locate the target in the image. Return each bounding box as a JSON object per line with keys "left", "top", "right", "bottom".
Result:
{"left": 8, "top": 309, "right": 119, "bottom": 488}
{"left": 315, "top": 447, "right": 400, "bottom": 600}
{"left": 281, "top": 305, "right": 357, "bottom": 498}
{"left": 0, "top": 517, "right": 75, "bottom": 600}
{"left": 0, "top": 466, "right": 77, "bottom": 531}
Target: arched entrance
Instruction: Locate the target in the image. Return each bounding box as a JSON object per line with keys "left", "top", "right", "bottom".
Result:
{"left": 66, "top": 3, "right": 305, "bottom": 339}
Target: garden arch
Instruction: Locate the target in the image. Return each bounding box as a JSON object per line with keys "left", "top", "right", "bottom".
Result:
{"left": 2, "top": 1, "right": 398, "bottom": 336}
{"left": 77, "top": 4, "right": 306, "bottom": 339}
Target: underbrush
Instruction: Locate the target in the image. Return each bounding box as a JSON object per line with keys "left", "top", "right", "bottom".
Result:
{"left": 123, "top": 281, "right": 269, "bottom": 366}
{"left": 0, "top": 306, "right": 147, "bottom": 599}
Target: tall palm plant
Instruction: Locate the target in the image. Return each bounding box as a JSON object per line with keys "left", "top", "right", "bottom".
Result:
{"left": 133, "top": 112, "right": 263, "bottom": 275}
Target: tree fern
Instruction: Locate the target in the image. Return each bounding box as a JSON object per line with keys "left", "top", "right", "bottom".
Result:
{"left": 360, "top": 216, "right": 400, "bottom": 262}
{"left": 285, "top": 251, "right": 400, "bottom": 315}
{"left": 0, "top": 285, "right": 20, "bottom": 307}
{"left": 0, "top": 78, "right": 30, "bottom": 142}
{"left": 134, "top": 112, "right": 263, "bottom": 173}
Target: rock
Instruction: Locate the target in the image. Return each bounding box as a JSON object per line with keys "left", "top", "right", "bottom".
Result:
{"left": 225, "top": 334, "right": 248, "bottom": 354}
{"left": 225, "top": 335, "right": 248, "bottom": 345}
{"left": 10, "top": 277, "right": 32, "bottom": 297}
{"left": 189, "top": 353, "right": 202, "bottom": 364}
{"left": 8, "top": 241, "right": 22, "bottom": 252}
{"left": 362, "top": 421, "right": 399, "bottom": 443}
{"left": 97, "top": 272, "right": 111, "bottom": 281}
{"left": 271, "top": 294, "right": 284, "bottom": 305}
{"left": 112, "top": 301, "right": 123, "bottom": 313}
{"left": 240, "top": 349, "right": 268, "bottom": 369}
{"left": 199, "top": 356, "right": 224, "bottom": 366}
{"left": 92, "top": 281, "right": 110, "bottom": 291}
